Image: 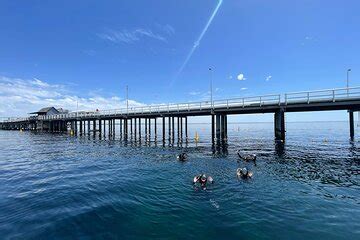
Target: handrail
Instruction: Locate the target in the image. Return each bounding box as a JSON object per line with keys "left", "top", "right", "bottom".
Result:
{"left": 285, "top": 86, "right": 360, "bottom": 95}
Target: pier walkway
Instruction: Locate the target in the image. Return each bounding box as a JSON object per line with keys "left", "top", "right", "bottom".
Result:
{"left": 1, "top": 86, "right": 360, "bottom": 142}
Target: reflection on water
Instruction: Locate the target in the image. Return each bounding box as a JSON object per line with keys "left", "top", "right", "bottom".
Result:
{"left": 0, "top": 122, "right": 359, "bottom": 239}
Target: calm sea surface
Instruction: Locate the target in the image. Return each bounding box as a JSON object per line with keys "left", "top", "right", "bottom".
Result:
{"left": 0, "top": 122, "right": 359, "bottom": 239}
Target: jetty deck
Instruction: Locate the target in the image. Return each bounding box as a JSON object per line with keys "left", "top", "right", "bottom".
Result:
{"left": 1, "top": 86, "right": 360, "bottom": 142}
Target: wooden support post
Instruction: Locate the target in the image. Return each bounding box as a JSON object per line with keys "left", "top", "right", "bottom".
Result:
{"left": 124, "top": 119, "right": 128, "bottom": 140}
{"left": 185, "top": 117, "right": 188, "bottom": 142}
{"left": 224, "top": 115, "right": 228, "bottom": 142}
{"left": 172, "top": 117, "right": 175, "bottom": 142}
{"left": 168, "top": 117, "right": 171, "bottom": 142}
{"left": 145, "top": 118, "right": 148, "bottom": 140}
{"left": 216, "top": 114, "right": 221, "bottom": 144}
{"left": 107, "top": 120, "right": 110, "bottom": 136}
{"left": 148, "top": 118, "right": 151, "bottom": 141}
{"left": 154, "top": 118, "right": 157, "bottom": 139}
{"left": 349, "top": 110, "right": 355, "bottom": 139}
{"left": 112, "top": 119, "right": 114, "bottom": 135}
{"left": 138, "top": 118, "right": 141, "bottom": 140}
{"left": 221, "top": 115, "right": 225, "bottom": 142}
{"left": 130, "top": 118, "right": 133, "bottom": 138}
{"left": 87, "top": 120, "right": 90, "bottom": 134}
{"left": 177, "top": 117, "right": 180, "bottom": 141}
{"left": 119, "top": 119, "right": 122, "bottom": 137}
{"left": 79, "top": 121, "right": 83, "bottom": 134}
{"left": 211, "top": 115, "right": 215, "bottom": 144}
{"left": 111, "top": 119, "right": 113, "bottom": 135}
{"left": 274, "top": 110, "right": 285, "bottom": 141}
{"left": 162, "top": 117, "right": 165, "bottom": 142}
{"left": 99, "top": 120, "right": 102, "bottom": 134}
{"left": 93, "top": 120, "right": 96, "bottom": 133}
{"left": 134, "top": 118, "right": 137, "bottom": 140}
{"left": 113, "top": 119, "right": 115, "bottom": 136}
{"left": 103, "top": 120, "right": 105, "bottom": 134}
{"left": 180, "top": 117, "right": 183, "bottom": 140}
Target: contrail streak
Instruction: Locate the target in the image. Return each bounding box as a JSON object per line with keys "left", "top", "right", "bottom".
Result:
{"left": 175, "top": 0, "right": 223, "bottom": 78}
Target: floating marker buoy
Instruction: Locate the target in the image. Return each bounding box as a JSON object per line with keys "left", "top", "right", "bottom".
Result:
{"left": 195, "top": 131, "right": 200, "bottom": 142}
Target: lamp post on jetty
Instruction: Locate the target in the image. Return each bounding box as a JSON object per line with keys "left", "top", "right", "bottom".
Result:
{"left": 209, "top": 67, "right": 213, "bottom": 109}
{"left": 126, "top": 85, "right": 129, "bottom": 114}
{"left": 347, "top": 69, "right": 351, "bottom": 97}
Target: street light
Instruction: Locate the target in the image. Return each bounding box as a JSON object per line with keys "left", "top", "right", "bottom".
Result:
{"left": 76, "top": 99, "right": 79, "bottom": 117}
{"left": 126, "top": 85, "right": 129, "bottom": 114}
{"left": 347, "top": 69, "right": 351, "bottom": 97}
{"left": 209, "top": 67, "right": 213, "bottom": 108}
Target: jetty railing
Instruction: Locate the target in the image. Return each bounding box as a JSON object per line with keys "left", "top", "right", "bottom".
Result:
{"left": 285, "top": 86, "right": 360, "bottom": 105}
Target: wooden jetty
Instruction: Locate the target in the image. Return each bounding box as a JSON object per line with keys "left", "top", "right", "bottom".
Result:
{"left": 1, "top": 86, "right": 360, "bottom": 143}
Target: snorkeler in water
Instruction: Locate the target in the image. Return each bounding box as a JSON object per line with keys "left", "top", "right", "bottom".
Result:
{"left": 237, "top": 150, "right": 257, "bottom": 162}
{"left": 193, "top": 174, "right": 214, "bottom": 189}
{"left": 236, "top": 167, "right": 253, "bottom": 179}
{"left": 177, "top": 153, "right": 188, "bottom": 162}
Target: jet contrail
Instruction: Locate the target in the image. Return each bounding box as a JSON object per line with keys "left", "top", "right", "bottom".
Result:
{"left": 175, "top": 0, "right": 223, "bottom": 78}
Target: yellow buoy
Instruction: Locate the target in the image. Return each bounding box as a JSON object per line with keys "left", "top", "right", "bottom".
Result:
{"left": 195, "top": 131, "right": 200, "bottom": 142}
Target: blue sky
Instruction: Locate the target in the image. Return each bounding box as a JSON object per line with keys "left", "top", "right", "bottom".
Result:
{"left": 0, "top": 0, "right": 359, "bottom": 121}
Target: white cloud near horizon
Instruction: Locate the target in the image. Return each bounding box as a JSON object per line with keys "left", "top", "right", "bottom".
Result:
{"left": 98, "top": 25, "right": 175, "bottom": 44}
{"left": 237, "top": 73, "right": 246, "bottom": 81}
{"left": 0, "top": 76, "right": 145, "bottom": 117}
{"left": 266, "top": 75, "right": 272, "bottom": 81}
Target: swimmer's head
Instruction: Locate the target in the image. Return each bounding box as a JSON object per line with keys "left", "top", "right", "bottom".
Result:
{"left": 201, "top": 174, "right": 207, "bottom": 182}
{"left": 241, "top": 168, "right": 248, "bottom": 176}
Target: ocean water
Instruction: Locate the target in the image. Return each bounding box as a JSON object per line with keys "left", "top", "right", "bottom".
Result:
{"left": 0, "top": 121, "right": 359, "bottom": 239}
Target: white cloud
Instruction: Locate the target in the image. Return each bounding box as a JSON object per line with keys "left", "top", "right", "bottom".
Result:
{"left": 98, "top": 26, "right": 172, "bottom": 44}
{"left": 31, "top": 78, "right": 50, "bottom": 87}
{"left": 301, "top": 36, "right": 317, "bottom": 46}
{"left": 161, "top": 24, "right": 175, "bottom": 35}
{"left": 237, "top": 73, "right": 246, "bottom": 81}
{"left": 266, "top": 75, "right": 272, "bottom": 81}
{"left": 189, "top": 91, "right": 202, "bottom": 96}
{"left": 188, "top": 88, "right": 221, "bottom": 101}
{"left": 241, "top": 87, "right": 248, "bottom": 90}
{"left": 83, "top": 49, "right": 96, "bottom": 56}
{"left": 0, "top": 76, "right": 145, "bottom": 117}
